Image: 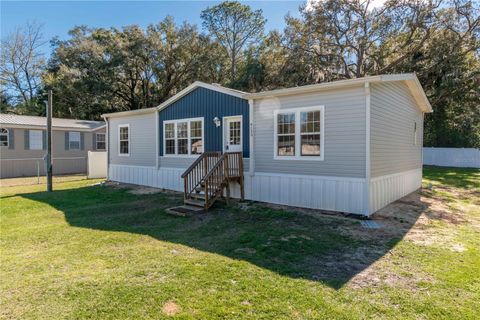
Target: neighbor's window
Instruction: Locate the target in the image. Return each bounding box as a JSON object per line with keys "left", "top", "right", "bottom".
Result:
{"left": 164, "top": 118, "right": 203, "bottom": 156}
{"left": 29, "top": 130, "right": 43, "bottom": 150}
{"left": 274, "top": 106, "right": 324, "bottom": 160}
{"left": 119, "top": 125, "right": 129, "bottom": 155}
{"left": 69, "top": 131, "right": 81, "bottom": 150}
{"left": 0, "top": 128, "right": 8, "bottom": 147}
{"left": 96, "top": 133, "right": 106, "bottom": 150}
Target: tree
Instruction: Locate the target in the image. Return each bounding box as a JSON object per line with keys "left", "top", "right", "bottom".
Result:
{"left": 201, "top": 1, "right": 266, "bottom": 83}
{"left": 288, "top": 0, "right": 438, "bottom": 79}
{"left": 392, "top": 0, "right": 480, "bottom": 147}
{"left": 0, "top": 21, "right": 46, "bottom": 112}
{"left": 44, "top": 17, "right": 225, "bottom": 119}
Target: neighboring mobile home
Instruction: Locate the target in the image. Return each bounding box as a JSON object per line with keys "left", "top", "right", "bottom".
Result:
{"left": 0, "top": 114, "right": 105, "bottom": 178}
{"left": 103, "top": 74, "right": 432, "bottom": 216}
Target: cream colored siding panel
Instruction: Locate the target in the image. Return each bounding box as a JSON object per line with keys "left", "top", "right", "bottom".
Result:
{"left": 108, "top": 113, "right": 156, "bottom": 166}
{"left": 0, "top": 128, "right": 98, "bottom": 178}
{"left": 370, "top": 82, "right": 423, "bottom": 178}
{"left": 254, "top": 85, "right": 366, "bottom": 178}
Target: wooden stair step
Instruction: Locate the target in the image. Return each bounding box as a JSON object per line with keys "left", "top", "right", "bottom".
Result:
{"left": 165, "top": 205, "right": 204, "bottom": 217}
{"left": 184, "top": 198, "right": 205, "bottom": 207}
{"left": 190, "top": 193, "right": 205, "bottom": 200}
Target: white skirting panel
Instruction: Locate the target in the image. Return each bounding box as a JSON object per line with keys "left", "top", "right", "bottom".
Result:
{"left": 249, "top": 173, "right": 366, "bottom": 215}
{"left": 109, "top": 165, "right": 368, "bottom": 215}
{"left": 369, "top": 168, "right": 422, "bottom": 214}
{"left": 109, "top": 165, "right": 184, "bottom": 191}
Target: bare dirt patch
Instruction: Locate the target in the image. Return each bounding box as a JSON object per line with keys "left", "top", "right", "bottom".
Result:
{"left": 162, "top": 301, "right": 181, "bottom": 316}
{"left": 302, "top": 184, "right": 478, "bottom": 289}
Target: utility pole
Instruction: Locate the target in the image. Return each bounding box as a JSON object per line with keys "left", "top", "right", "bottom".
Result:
{"left": 46, "top": 90, "right": 53, "bottom": 192}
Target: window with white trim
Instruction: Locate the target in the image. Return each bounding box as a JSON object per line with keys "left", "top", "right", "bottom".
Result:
{"left": 69, "top": 131, "right": 81, "bottom": 150}
{"left": 163, "top": 118, "right": 204, "bottom": 156}
{"left": 96, "top": 133, "right": 106, "bottom": 150}
{"left": 277, "top": 113, "right": 295, "bottom": 156}
{"left": 300, "top": 110, "right": 321, "bottom": 156}
{"left": 274, "top": 106, "right": 324, "bottom": 160}
{"left": 119, "top": 125, "right": 129, "bottom": 155}
{"left": 29, "top": 130, "right": 43, "bottom": 150}
{"left": 0, "top": 128, "right": 8, "bottom": 147}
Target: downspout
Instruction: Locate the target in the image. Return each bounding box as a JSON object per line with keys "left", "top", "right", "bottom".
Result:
{"left": 248, "top": 99, "right": 255, "bottom": 176}
{"left": 103, "top": 116, "right": 110, "bottom": 181}
{"left": 155, "top": 109, "right": 159, "bottom": 169}
{"left": 364, "top": 82, "right": 371, "bottom": 215}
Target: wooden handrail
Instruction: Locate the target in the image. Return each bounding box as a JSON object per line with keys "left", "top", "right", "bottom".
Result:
{"left": 182, "top": 151, "right": 244, "bottom": 209}
{"left": 182, "top": 152, "right": 222, "bottom": 201}
{"left": 181, "top": 151, "right": 221, "bottom": 178}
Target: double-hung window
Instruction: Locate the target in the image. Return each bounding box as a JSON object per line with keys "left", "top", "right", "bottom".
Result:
{"left": 274, "top": 106, "right": 324, "bottom": 160}
{"left": 69, "top": 132, "right": 81, "bottom": 150}
{"left": 29, "top": 130, "right": 43, "bottom": 150}
{"left": 119, "top": 125, "right": 129, "bottom": 156}
{"left": 163, "top": 118, "right": 203, "bottom": 156}
{"left": 0, "top": 128, "right": 8, "bottom": 147}
{"left": 96, "top": 133, "right": 106, "bottom": 150}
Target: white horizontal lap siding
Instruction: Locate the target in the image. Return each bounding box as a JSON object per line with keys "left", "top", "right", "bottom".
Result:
{"left": 254, "top": 86, "right": 366, "bottom": 178}
{"left": 370, "top": 82, "right": 424, "bottom": 177}
{"left": 108, "top": 113, "right": 156, "bottom": 167}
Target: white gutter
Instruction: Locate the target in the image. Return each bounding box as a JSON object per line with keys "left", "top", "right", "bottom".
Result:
{"left": 155, "top": 109, "right": 159, "bottom": 169}
{"left": 248, "top": 99, "right": 255, "bottom": 176}
{"left": 0, "top": 124, "right": 101, "bottom": 132}
{"left": 102, "top": 116, "right": 110, "bottom": 180}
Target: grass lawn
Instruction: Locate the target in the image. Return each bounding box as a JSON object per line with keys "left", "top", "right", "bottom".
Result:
{"left": 1, "top": 167, "right": 479, "bottom": 319}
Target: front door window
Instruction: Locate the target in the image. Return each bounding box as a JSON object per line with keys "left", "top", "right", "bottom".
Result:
{"left": 224, "top": 116, "right": 242, "bottom": 152}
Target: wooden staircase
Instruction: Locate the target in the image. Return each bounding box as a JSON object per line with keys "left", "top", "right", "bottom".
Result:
{"left": 181, "top": 152, "right": 244, "bottom": 211}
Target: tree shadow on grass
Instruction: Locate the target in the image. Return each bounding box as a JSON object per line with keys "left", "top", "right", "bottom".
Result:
{"left": 18, "top": 183, "right": 430, "bottom": 290}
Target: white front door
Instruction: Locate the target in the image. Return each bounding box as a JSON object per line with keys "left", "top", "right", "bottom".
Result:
{"left": 224, "top": 116, "right": 242, "bottom": 152}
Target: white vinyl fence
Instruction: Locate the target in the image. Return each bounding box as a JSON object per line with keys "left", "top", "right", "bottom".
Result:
{"left": 87, "top": 151, "right": 107, "bottom": 178}
{"left": 423, "top": 148, "right": 480, "bottom": 168}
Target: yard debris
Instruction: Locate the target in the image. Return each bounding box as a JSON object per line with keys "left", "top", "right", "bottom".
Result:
{"left": 451, "top": 244, "right": 466, "bottom": 252}
{"left": 128, "top": 186, "right": 162, "bottom": 195}
{"left": 162, "top": 301, "right": 181, "bottom": 316}
{"left": 234, "top": 247, "right": 256, "bottom": 254}
{"left": 280, "top": 234, "right": 313, "bottom": 241}
{"left": 360, "top": 220, "right": 381, "bottom": 229}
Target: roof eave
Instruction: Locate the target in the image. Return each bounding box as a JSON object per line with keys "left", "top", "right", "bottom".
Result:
{"left": 155, "top": 81, "right": 247, "bottom": 112}
{"left": 245, "top": 73, "right": 432, "bottom": 113}
{"left": 101, "top": 107, "right": 157, "bottom": 119}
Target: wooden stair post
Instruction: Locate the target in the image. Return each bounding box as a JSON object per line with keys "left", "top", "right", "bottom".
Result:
{"left": 180, "top": 152, "right": 244, "bottom": 211}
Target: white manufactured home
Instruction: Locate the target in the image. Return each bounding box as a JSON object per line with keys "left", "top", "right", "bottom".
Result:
{"left": 103, "top": 74, "right": 432, "bottom": 216}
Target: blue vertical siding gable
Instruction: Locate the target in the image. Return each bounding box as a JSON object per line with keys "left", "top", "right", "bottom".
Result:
{"left": 159, "top": 87, "right": 250, "bottom": 158}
